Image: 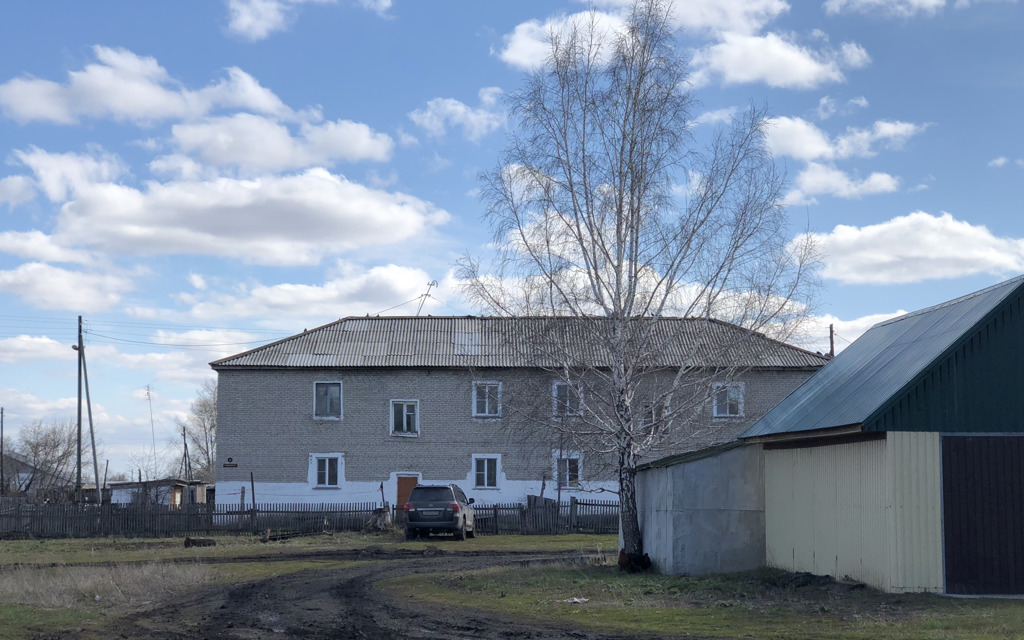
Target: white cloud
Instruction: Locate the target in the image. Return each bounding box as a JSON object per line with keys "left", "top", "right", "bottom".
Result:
{"left": 0, "top": 175, "right": 36, "bottom": 207}
{"left": 188, "top": 273, "right": 207, "bottom": 290}
{"left": 56, "top": 168, "right": 449, "bottom": 266}
{"left": 497, "top": 11, "right": 626, "bottom": 71}
{"left": 786, "top": 162, "right": 899, "bottom": 203}
{"left": 0, "top": 335, "right": 77, "bottom": 364}
{"left": 0, "top": 262, "right": 134, "bottom": 311}
{"left": 816, "top": 96, "right": 837, "bottom": 120}
{"left": 799, "top": 310, "right": 906, "bottom": 354}
{"left": 801, "top": 211, "right": 1024, "bottom": 284}
{"left": 823, "top": 0, "right": 945, "bottom": 18}
{"left": 581, "top": 0, "right": 790, "bottom": 35}
{"left": 766, "top": 117, "right": 926, "bottom": 161}
{"left": 226, "top": 0, "right": 337, "bottom": 41}
{"left": 0, "top": 230, "right": 93, "bottom": 264}
{"left": 184, "top": 262, "right": 445, "bottom": 322}
{"left": 408, "top": 88, "right": 505, "bottom": 142}
{"left": 989, "top": 156, "right": 1010, "bottom": 167}
{"left": 690, "top": 32, "right": 870, "bottom": 89}
{"left": 148, "top": 154, "right": 207, "bottom": 181}
{"left": 0, "top": 46, "right": 292, "bottom": 125}
{"left": 694, "top": 107, "right": 738, "bottom": 125}
{"left": 171, "top": 113, "right": 393, "bottom": 171}
{"left": 15, "top": 146, "right": 128, "bottom": 201}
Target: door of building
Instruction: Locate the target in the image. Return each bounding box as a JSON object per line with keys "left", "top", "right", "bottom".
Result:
{"left": 942, "top": 435, "right": 1024, "bottom": 594}
{"left": 397, "top": 476, "right": 419, "bottom": 508}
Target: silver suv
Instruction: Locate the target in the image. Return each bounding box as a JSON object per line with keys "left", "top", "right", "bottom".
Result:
{"left": 403, "top": 484, "right": 476, "bottom": 540}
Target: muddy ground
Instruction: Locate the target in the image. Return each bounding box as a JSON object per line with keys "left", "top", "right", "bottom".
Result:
{"left": 40, "top": 548, "right": 644, "bottom": 640}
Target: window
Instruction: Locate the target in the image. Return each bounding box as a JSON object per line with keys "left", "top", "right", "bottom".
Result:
{"left": 314, "top": 382, "right": 342, "bottom": 419}
{"left": 553, "top": 450, "right": 583, "bottom": 489}
{"left": 309, "top": 453, "right": 343, "bottom": 488}
{"left": 391, "top": 400, "right": 419, "bottom": 435}
{"left": 473, "top": 455, "right": 500, "bottom": 488}
{"left": 473, "top": 381, "right": 501, "bottom": 417}
{"left": 552, "top": 381, "right": 583, "bottom": 417}
{"left": 713, "top": 382, "right": 744, "bottom": 418}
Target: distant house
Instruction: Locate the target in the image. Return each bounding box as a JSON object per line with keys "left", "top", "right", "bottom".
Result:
{"left": 211, "top": 316, "right": 827, "bottom": 509}
{"left": 741, "top": 275, "right": 1024, "bottom": 595}
{"left": 0, "top": 451, "right": 72, "bottom": 500}
{"left": 108, "top": 478, "right": 211, "bottom": 506}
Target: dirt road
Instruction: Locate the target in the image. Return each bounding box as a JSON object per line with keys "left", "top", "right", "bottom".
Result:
{"left": 53, "top": 548, "right": 644, "bottom": 640}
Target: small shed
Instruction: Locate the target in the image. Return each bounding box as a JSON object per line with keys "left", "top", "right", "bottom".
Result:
{"left": 636, "top": 442, "right": 765, "bottom": 575}
{"left": 742, "top": 275, "right": 1024, "bottom": 595}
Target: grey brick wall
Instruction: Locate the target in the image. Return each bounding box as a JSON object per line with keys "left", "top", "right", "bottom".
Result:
{"left": 216, "top": 366, "right": 815, "bottom": 489}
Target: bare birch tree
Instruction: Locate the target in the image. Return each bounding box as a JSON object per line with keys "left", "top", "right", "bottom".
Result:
{"left": 172, "top": 379, "right": 217, "bottom": 483}
{"left": 458, "top": 0, "right": 817, "bottom": 557}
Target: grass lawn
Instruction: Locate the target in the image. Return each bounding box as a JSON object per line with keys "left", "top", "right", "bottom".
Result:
{"left": 0, "top": 531, "right": 619, "bottom": 565}
{"left": 380, "top": 564, "right": 1024, "bottom": 640}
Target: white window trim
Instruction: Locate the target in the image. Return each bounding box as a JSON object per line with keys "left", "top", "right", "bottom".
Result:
{"left": 313, "top": 380, "right": 343, "bottom": 421}
{"left": 551, "top": 449, "right": 583, "bottom": 490}
{"left": 471, "top": 453, "right": 502, "bottom": 490}
{"left": 307, "top": 452, "right": 344, "bottom": 489}
{"left": 712, "top": 382, "right": 745, "bottom": 419}
{"left": 552, "top": 381, "right": 584, "bottom": 418}
{"left": 390, "top": 399, "right": 420, "bottom": 437}
{"left": 471, "top": 380, "right": 502, "bottom": 418}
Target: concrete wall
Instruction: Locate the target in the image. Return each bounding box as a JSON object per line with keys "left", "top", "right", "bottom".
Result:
{"left": 637, "top": 444, "right": 765, "bottom": 575}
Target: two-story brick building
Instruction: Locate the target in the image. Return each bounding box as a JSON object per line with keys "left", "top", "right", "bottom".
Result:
{"left": 212, "top": 316, "right": 828, "bottom": 507}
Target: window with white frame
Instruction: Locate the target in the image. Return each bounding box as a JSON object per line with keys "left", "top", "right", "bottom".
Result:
{"left": 391, "top": 399, "right": 419, "bottom": 435}
{"left": 712, "top": 382, "right": 744, "bottom": 418}
{"left": 472, "top": 381, "right": 502, "bottom": 418}
{"left": 552, "top": 450, "right": 582, "bottom": 488}
{"left": 314, "top": 381, "right": 342, "bottom": 419}
{"left": 473, "top": 455, "right": 500, "bottom": 489}
{"left": 310, "top": 453, "right": 343, "bottom": 488}
{"left": 552, "top": 381, "right": 583, "bottom": 417}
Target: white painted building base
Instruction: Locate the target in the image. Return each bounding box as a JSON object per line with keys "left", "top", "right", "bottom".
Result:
{"left": 216, "top": 475, "right": 619, "bottom": 507}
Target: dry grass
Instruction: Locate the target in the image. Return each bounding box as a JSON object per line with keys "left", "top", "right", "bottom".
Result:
{"left": 0, "top": 561, "right": 212, "bottom": 609}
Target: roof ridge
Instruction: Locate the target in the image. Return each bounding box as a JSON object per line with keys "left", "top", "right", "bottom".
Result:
{"left": 873, "top": 274, "right": 1024, "bottom": 329}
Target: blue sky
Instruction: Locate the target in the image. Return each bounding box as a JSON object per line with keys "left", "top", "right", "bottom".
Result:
{"left": 0, "top": 0, "right": 1021, "bottom": 476}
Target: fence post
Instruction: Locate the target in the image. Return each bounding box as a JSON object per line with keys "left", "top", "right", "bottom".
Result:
{"left": 570, "top": 497, "right": 578, "bottom": 532}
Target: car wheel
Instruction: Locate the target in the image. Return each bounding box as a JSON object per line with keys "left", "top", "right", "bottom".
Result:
{"left": 405, "top": 528, "right": 417, "bottom": 541}
{"left": 454, "top": 523, "right": 466, "bottom": 541}
{"left": 466, "top": 524, "right": 475, "bottom": 539}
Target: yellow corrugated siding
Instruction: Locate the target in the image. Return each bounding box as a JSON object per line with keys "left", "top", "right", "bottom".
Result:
{"left": 765, "top": 439, "right": 889, "bottom": 589}
{"left": 886, "top": 431, "right": 943, "bottom": 592}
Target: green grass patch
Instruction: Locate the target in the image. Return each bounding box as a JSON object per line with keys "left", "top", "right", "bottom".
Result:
{"left": 380, "top": 564, "right": 1024, "bottom": 640}
{"left": 0, "top": 532, "right": 618, "bottom": 565}
{"left": 0, "top": 604, "right": 101, "bottom": 640}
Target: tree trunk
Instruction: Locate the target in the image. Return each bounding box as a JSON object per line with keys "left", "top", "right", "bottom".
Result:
{"left": 618, "top": 449, "right": 642, "bottom": 556}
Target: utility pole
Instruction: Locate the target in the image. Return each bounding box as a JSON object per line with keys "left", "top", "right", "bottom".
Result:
{"left": 81, "top": 343, "right": 101, "bottom": 501}
{"left": 76, "top": 315, "right": 83, "bottom": 503}
{"left": 1, "top": 406, "right": 5, "bottom": 497}
{"left": 829, "top": 323, "right": 835, "bottom": 359}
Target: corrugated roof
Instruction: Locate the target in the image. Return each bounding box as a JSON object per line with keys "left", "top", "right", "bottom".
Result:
{"left": 211, "top": 316, "right": 829, "bottom": 370}
{"left": 741, "top": 275, "right": 1024, "bottom": 439}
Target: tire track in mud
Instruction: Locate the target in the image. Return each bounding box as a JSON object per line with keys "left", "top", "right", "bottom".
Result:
{"left": 45, "top": 550, "right": 651, "bottom": 640}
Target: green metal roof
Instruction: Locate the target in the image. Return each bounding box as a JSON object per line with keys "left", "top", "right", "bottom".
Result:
{"left": 741, "top": 275, "right": 1024, "bottom": 439}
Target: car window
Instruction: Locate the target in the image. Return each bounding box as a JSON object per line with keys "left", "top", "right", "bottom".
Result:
{"left": 408, "top": 487, "right": 453, "bottom": 502}
{"left": 453, "top": 487, "right": 468, "bottom": 503}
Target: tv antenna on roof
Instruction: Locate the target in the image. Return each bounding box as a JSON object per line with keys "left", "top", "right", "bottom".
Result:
{"left": 415, "top": 280, "right": 438, "bottom": 316}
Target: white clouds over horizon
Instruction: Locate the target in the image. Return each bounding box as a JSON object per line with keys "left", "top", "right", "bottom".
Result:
{"left": 803, "top": 211, "right": 1024, "bottom": 284}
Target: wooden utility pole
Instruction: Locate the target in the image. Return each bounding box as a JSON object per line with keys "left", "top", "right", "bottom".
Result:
{"left": 1, "top": 406, "right": 5, "bottom": 497}
{"left": 76, "top": 315, "right": 83, "bottom": 503}
{"left": 81, "top": 343, "right": 101, "bottom": 501}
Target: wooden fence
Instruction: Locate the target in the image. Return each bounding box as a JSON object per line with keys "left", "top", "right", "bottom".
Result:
{"left": 0, "top": 498, "right": 619, "bottom": 539}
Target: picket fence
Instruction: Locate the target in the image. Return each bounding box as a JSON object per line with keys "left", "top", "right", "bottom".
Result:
{"left": 0, "top": 498, "right": 619, "bottom": 539}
